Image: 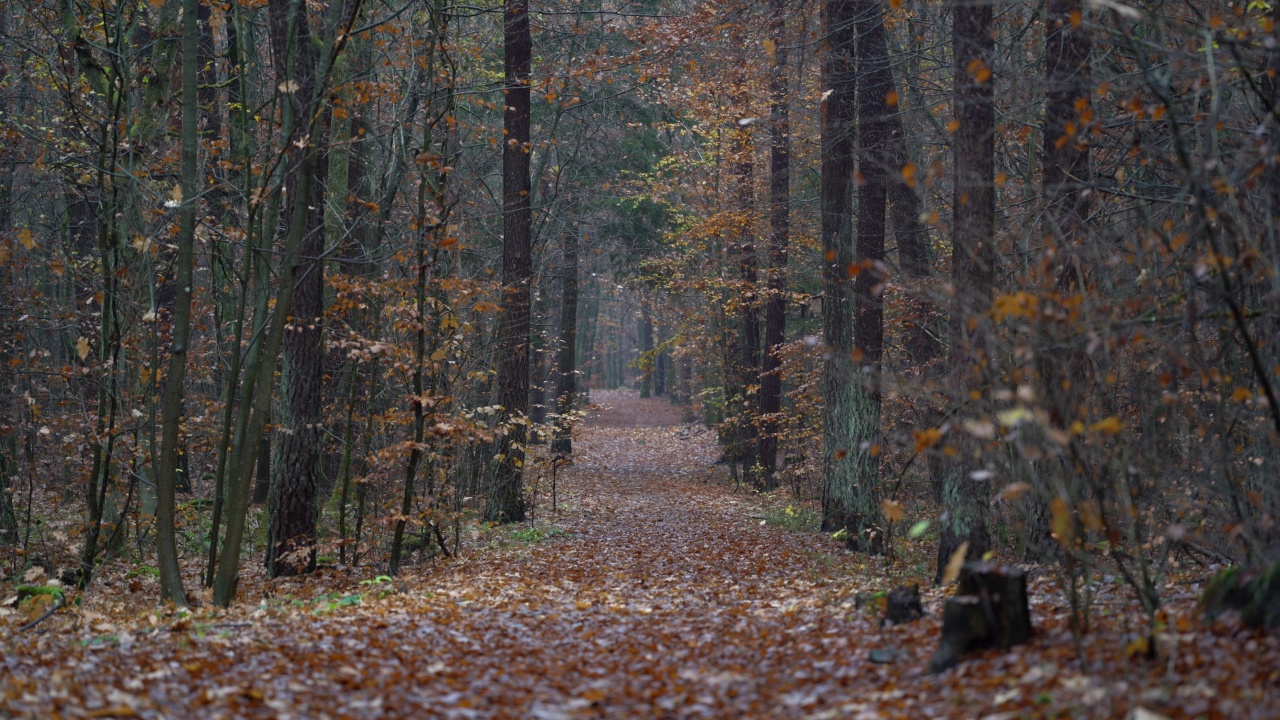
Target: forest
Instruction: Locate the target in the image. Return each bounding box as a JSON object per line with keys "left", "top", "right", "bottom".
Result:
{"left": 2, "top": 0, "right": 1280, "bottom": 716}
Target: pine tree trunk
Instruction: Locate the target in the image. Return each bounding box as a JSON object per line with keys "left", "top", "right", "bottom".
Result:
{"left": 265, "top": 0, "right": 327, "bottom": 578}
{"left": 820, "top": 0, "right": 864, "bottom": 538}
{"left": 844, "top": 0, "right": 892, "bottom": 554}
{"left": 937, "top": 0, "right": 996, "bottom": 581}
{"left": 486, "top": 0, "right": 532, "bottom": 524}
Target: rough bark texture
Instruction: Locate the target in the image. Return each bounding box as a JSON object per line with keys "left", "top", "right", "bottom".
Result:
{"left": 486, "top": 0, "right": 532, "bottom": 523}
{"left": 266, "top": 0, "right": 326, "bottom": 578}
{"left": 756, "top": 0, "right": 789, "bottom": 491}
{"left": 844, "top": 0, "right": 893, "bottom": 554}
{"left": 882, "top": 44, "right": 939, "bottom": 367}
{"left": 936, "top": 0, "right": 995, "bottom": 581}
{"left": 820, "top": 0, "right": 861, "bottom": 537}
{"left": 1029, "top": 0, "right": 1093, "bottom": 560}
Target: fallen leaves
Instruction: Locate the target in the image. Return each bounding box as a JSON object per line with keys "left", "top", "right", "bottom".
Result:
{"left": 1, "top": 392, "right": 1278, "bottom": 718}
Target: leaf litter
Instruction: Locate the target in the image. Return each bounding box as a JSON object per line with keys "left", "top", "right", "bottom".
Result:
{"left": 3, "top": 390, "right": 1279, "bottom": 718}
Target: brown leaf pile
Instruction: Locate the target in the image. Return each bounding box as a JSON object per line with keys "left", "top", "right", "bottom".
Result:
{"left": 2, "top": 391, "right": 1278, "bottom": 718}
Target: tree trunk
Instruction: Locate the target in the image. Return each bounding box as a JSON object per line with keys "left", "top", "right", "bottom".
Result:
{"left": 640, "top": 304, "right": 654, "bottom": 398}
{"left": 883, "top": 37, "right": 940, "bottom": 367}
{"left": 839, "top": 0, "right": 893, "bottom": 554}
{"left": 936, "top": 0, "right": 996, "bottom": 582}
{"left": 820, "top": 0, "right": 865, "bottom": 540}
{"left": 757, "top": 0, "right": 789, "bottom": 491}
{"left": 265, "top": 0, "right": 328, "bottom": 579}
{"left": 486, "top": 0, "right": 532, "bottom": 524}
{"left": 734, "top": 125, "right": 761, "bottom": 482}
{"left": 152, "top": 0, "right": 201, "bottom": 606}
{"left": 553, "top": 229, "right": 579, "bottom": 457}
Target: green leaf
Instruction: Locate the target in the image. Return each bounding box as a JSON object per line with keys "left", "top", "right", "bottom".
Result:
{"left": 908, "top": 520, "right": 931, "bottom": 539}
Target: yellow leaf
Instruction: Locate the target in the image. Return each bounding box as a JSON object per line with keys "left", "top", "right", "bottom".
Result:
{"left": 992, "top": 291, "right": 1039, "bottom": 321}
{"left": 278, "top": 80, "right": 301, "bottom": 93}
{"left": 50, "top": 259, "right": 66, "bottom": 277}
{"left": 762, "top": 39, "right": 777, "bottom": 61}
{"left": 430, "top": 348, "right": 447, "bottom": 362}
{"left": 1000, "top": 481, "right": 1032, "bottom": 501}
{"left": 574, "top": 600, "right": 592, "bottom": 610}
{"left": 18, "top": 227, "right": 34, "bottom": 250}
{"left": 942, "top": 541, "right": 970, "bottom": 585}
{"left": 76, "top": 336, "right": 90, "bottom": 361}
{"left": 1051, "top": 497, "right": 1074, "bottom": 549}
{"left": 1231, "top": 386, "right": 1252, "bottom": 403}
{"left": 996, "top": 406, "right": 1034, "bottom": 427}
{"left": 913, "top": 426, "right": 942, "bottom": 453}
{"left": 1088, "top": 416, "right": 1123, "bottom": 435}
{"left": 882, "top": 500, "right": 904, "bottom": 523}
{"left": 1124, "top": 634, "right": 1151, "bottom": 659}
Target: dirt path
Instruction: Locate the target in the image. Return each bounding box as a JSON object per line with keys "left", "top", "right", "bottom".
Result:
{"left": 3, "top": 391, "right": 1277, "bottom": 718}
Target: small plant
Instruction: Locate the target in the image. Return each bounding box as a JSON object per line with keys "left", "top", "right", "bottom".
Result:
{"left": 763, "top": 503, "right": 820, "bottom": 532}
{"left": 313, "top": 593, "right": 361, "bottom": 615}
{"left": 510, "top": 526, "right": 546, "bottom": 543}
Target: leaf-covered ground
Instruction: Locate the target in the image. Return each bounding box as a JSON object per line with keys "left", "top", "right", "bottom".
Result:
{"left": 2, "top": 390, "right": 1279, "bottom": 718}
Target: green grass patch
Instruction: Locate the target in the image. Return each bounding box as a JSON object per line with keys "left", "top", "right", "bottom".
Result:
{"left": 762, "top": 503, "right": 820, "bottom": 532}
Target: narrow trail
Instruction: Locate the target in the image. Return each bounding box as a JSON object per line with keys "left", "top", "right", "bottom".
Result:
{"left": 1, "top": 391, "right": 906, "bottom": 719}
{"left": 5, "top": 391, "right": 1275, "bottom": 718}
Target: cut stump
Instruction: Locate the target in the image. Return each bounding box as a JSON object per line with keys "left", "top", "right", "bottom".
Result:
{"left": 928, "top": 562, "right": 1031, "bottom": 673}
{"left": 885, "top": 584, "right": 924, "bottom": 626}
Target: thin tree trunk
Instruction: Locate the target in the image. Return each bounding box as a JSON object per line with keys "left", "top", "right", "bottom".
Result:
{"left": 153, "top": 0, "right": 201, "bottom": 606}
{"left": 1039, "top": 0, "right": 1091, "bottom": 424}
{"left": 757, "top": 0, "right": 789, "bottom": 491}
{"left": 734, "top": 124, "right": 761, "bottom": 482}
{"left": 640, "top": 304, "right": 654, "bottom": 398}
{"left": 486, "top": 0, "right": 532, "bottom": 524}
{"left": 937, "top": 0, "right": 996, "bottom": 581}
{"left": 553, "top": 229, "right": 579, "bottom": 457}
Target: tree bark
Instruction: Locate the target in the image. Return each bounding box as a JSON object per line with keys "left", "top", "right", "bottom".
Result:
{"left": 553, "top": 229, "right": 579, "bottom": 457}
{"left": 820, "top": 0, "right": 870, "bottom": 543}
{"left": 265, "top": 0, "right": 328, "bottom": 578}
{"left": 842, "top": 0, "right": 892, "bottom": 554}
{"left": 486, "top": 0, "right": 532, "bottom": 523}
{"left": 733, "top": 115, "right": 761, "bottom": 482}
{"left": 152, "top": 0, "right": 202, "bottom": 606}
{"left": 937, "top": 0, "right": 996, "bottom": 582}
{"left": 757, "top": 0, "right": 789, "bottom": 491}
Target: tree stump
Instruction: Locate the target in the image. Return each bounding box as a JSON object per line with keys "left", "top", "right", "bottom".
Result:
{"left": 929, "top": 562, "right": 1031, "bottom": 673}
{"left": 885, "top": 584, "right": 924, "bottom": 625}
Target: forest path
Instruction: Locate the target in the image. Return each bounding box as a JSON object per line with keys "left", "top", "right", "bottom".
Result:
{"left": 15, "top": 392, "right": 1268, "bottom": 719}
{"left": 2, "top": 390, "right": 910, "bottom": 719}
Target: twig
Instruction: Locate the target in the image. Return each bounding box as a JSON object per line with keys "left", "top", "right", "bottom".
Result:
{"left": 19, "top": 594, "right": 65, "bottom": 632}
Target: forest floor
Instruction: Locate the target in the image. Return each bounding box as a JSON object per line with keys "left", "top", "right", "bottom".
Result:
{"left": 2, "top": 390, "right": 1279, "bottom": 719}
